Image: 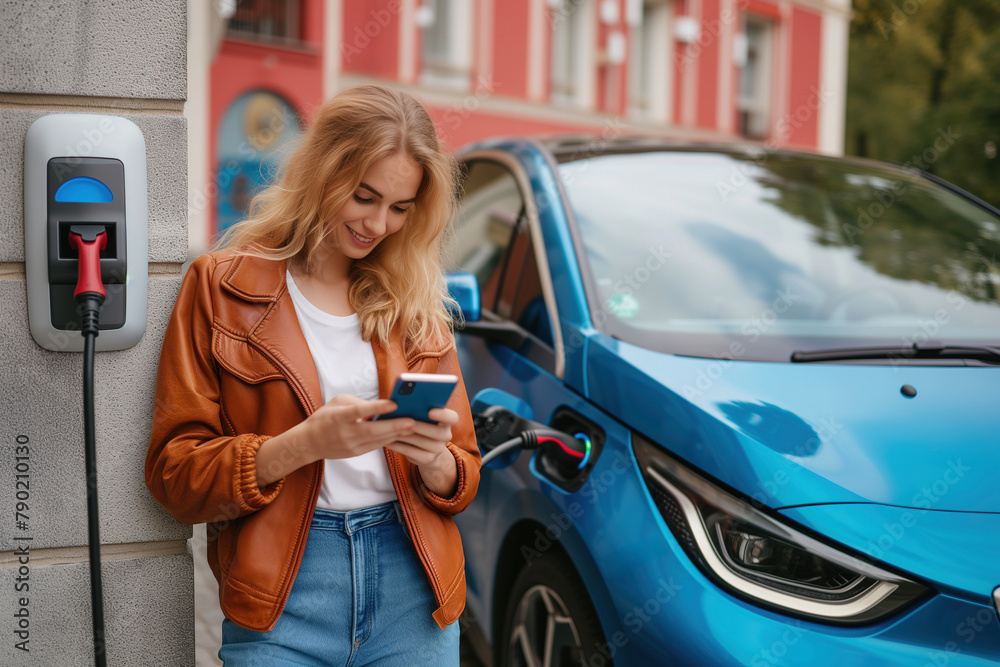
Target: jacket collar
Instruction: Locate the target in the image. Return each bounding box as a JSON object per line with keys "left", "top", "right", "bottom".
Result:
{"left": 217, "top": 253, "right": 399, "bottom": 414}
{"left": 217, "top": 253, "right": 451, "bottom": 415}
{"left": 220, "top": 253, "right": 327, "bottom": 413}
{"left": 221, "top": 252, "right": 287, "bottom": 303}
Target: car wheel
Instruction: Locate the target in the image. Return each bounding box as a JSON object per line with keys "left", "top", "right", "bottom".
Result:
{"left": 497, "top": 550, "right": 610, "bottom": 667}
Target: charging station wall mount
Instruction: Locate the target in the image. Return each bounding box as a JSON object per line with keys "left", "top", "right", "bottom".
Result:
{"left": 24, "top": 114, "right": 148, "bottom": 352}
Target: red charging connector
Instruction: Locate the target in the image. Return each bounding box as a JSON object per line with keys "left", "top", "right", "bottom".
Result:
{"left": 68, "top": 226, "right": 108, "bottom": 299}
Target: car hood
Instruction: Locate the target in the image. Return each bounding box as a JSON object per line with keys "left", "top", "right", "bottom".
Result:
{"left": 585, "top": 335, "right": 1000, "bottom": 513}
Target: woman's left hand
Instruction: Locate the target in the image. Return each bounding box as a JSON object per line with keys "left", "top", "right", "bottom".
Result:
{"left": 386, "top": 407, "right": 459, "bottom": 498}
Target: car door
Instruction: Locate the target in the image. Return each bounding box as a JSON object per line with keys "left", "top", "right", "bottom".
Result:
{"left": 448, "top": 153, "right": 564, "bottom": 624}
{"left": 449, "top": 153, "right": 631, "bottom": 657}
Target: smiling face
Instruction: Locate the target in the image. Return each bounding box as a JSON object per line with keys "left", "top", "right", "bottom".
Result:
{"left": 325, "top": 151, "right": 423, "bottom": 264}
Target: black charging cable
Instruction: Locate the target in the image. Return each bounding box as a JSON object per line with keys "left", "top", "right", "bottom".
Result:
{"left": 475, "top": 405, "right": 592, "bottom": 473}
{"left": 480, "top": 436, "right": 527, "bottom": 465}
{"left": 479, "top": 428, "right": 586, "bottom": 466}
{"left": 69, "top": 225, "right": 108, "bottom": 667}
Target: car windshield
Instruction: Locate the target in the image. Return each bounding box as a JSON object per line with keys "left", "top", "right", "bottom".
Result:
{"left": 558, "top": 150, "right": 1000, "bottom": 362}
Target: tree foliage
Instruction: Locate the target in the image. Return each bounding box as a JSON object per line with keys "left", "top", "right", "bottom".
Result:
{"left": 846, "top": 0, "right": 1000, "bottom": 208}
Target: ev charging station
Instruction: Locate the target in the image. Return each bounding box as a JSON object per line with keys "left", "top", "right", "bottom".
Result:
{"left": 24, "top": 113, "right": 148, "bottom": 352}
{"left": 23, "top": 113, "right": 149, "bottom": 666}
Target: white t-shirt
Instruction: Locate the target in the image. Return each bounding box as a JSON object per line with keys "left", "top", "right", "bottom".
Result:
{"left": 285, "top": 271, "right": 397, "bottom": 511}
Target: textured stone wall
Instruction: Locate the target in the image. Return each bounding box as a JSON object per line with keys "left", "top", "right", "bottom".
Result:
{"left": 0, "top": 1, "right": 192, "bottom": 664}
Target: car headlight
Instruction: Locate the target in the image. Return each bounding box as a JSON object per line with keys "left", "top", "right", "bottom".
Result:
{"left": 633, "top": 433, "right": 929, "bottom": 624}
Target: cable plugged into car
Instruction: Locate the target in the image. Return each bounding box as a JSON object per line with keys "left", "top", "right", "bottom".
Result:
{"left": 475, "top": 405, "right": 593, "bottom": 486}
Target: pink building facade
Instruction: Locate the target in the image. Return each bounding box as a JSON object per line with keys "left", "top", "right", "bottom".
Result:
{"left": 200, "top": 0, "right": 849, "bottom": 241}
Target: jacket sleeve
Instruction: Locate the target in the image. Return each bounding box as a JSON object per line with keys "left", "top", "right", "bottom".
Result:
{"left": 411, "top": 344, "right": 482, "bottom": 515}
{"left": 145, "top": 254, "right": 284, "bottom": 525}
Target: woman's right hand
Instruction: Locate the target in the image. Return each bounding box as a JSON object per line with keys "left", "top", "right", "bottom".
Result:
{"left": 305, "top": 394, "right": 419, "bottom": 459}
{"left": 254, "top": 394, "right": 417, "bottom": 487}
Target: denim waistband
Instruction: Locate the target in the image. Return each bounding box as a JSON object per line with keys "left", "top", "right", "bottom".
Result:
{"left": 311, "top": 501, "right": 403, "bottom": 534}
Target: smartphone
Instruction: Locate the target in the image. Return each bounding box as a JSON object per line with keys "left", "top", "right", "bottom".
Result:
{"left": 374, "top": 373, "right": 459, "bottom": 423}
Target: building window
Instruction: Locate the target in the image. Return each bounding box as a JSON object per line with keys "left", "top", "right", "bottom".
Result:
{"left": 549, "top": 0, "right": 593, "bottom": 108}
{"left": 420, "top": 0, "right": 473, "bottom": 90}
{"left": 627, "top": 0, "right": 670, "bottom": 120}
{"left": 227, "top": 0, "right": 302, "bottom": 44}
{"left": 215, "top": 91, "right": 302, "bottom": 234}
{"left": 737, "top": 16, "right": 774, "bottom": 139}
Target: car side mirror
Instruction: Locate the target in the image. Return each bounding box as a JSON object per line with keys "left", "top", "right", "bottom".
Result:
{"left": 446, "top": 272, "right": 480, "bottom": 322}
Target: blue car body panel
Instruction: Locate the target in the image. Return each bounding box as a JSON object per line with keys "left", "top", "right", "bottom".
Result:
{"left": 451, "top": 138, "right": 1000, "bottom": 665}
{"left": 585, "top": 333, "right": 1000, "bottom": 512}
{"left": 455, "top": 336, "right": 626, "bottom": 652}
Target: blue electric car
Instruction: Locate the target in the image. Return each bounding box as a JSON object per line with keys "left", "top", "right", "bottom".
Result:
{"left": 446, "top": 137, "right": 1000, "bottom": 666}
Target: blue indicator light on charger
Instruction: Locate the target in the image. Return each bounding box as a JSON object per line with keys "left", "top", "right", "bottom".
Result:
{"left": 54, "top": 177, "right": 113, "bottom": 203}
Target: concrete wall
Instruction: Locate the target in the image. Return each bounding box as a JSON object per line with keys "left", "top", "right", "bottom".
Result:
{"left": 0, "top": 1, "right": 192, "bottom": 665}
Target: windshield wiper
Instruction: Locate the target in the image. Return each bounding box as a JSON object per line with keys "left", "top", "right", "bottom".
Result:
{"left": 790, "top": 342, "right": 1000, "bottom": 364}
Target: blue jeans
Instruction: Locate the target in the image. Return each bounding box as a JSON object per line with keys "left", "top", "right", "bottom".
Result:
{"left": 219, "top": 501, "right": 459, "bottom": 666}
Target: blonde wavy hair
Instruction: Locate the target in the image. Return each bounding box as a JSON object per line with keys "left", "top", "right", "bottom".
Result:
{"left": 220, "top": 85, "right": 460, "bottom": 353}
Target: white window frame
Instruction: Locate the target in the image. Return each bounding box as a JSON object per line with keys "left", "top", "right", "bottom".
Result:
{"left": 549, "top": 0, "right": 595, "bottom": 109}
{"left": 627, "top": 0, "right": 671, "bottom": 121}
{"left": 737, "top": 14, "right": 774, "bottom": 140}
{"left": 419, "top": 0, "right": 474, "bottom": 91}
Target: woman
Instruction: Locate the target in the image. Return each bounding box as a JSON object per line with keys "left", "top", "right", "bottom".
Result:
{"left": 145, "top": 85, "right": 480, "bottom": 665}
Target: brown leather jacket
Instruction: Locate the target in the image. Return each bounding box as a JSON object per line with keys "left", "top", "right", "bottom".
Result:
{"left": 145, "top": 249, "right": 480, "bottom": 632}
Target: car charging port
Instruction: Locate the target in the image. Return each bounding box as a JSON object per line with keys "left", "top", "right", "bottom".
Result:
{"left": 475, "top": 405, "right": 598, "bottom": 491}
